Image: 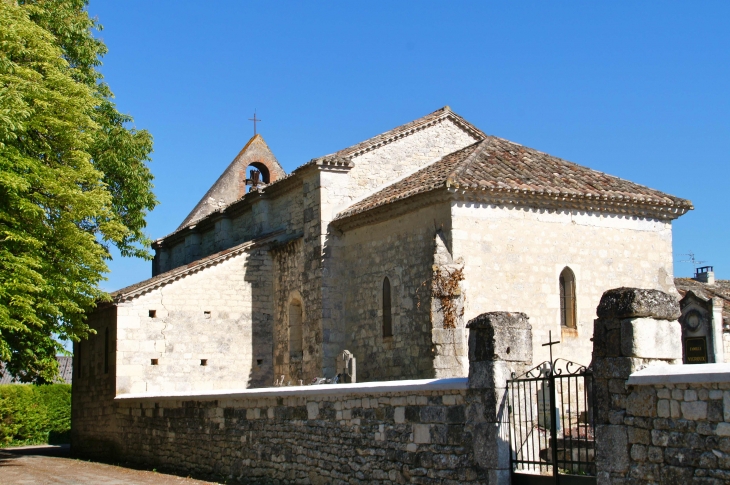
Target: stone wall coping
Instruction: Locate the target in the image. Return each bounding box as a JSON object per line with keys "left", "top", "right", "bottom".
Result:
{"left": 114, "top": 377, "right": 468, "bottom": 402}
{"left": 627, "top": 363, "right": 730, "bottom": 385}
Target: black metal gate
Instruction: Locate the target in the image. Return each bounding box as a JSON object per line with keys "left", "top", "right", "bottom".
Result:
{"left": 507, "top": 333, "right": 596, "bottom": 485}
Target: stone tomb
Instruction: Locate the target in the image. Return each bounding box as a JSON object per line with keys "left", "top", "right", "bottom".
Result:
{"left": 680, "top": 290, "right": 724, "bottom": 364}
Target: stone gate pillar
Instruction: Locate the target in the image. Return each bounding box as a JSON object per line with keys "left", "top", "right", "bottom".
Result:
{"left": 591, "top": 287, "right": 682, "bottom": 484}
{"left": 466, "top": 311, "right": 532, "bottom": 484}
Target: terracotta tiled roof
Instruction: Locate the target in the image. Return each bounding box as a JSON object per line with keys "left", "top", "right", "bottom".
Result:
{"left": 335, "top": 137, "right": 693, "bottom": 222}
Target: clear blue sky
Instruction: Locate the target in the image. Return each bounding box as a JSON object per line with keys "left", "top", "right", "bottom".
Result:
{"left": 88, "top": 1, "right": 729, "bottom": 292}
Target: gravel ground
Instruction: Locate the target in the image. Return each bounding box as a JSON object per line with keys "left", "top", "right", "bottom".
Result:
{"left": 0, "top": 445, "right": 220, "bottom": 485}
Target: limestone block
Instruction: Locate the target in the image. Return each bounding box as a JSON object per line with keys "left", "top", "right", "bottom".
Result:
{"left": 680, "top": 401, "right": 707, "bottom": 420}
{"left": 472, "top": 422, "right": 509, "bottom": 469}
{"left": 116, "top": 364, "right": 144, "bottom": 377}
{"left": 394, "top": 407, "right": 405, "bottom": 424}
{"left": 620, "top": 318, "right": 681, "bottom": 360}
{"left": 412, "top": 424, "right": 430, "bottom": 444}
{"left": 716, "top": 422, "right": 730, "bottom": 437}
{"left": 626, "top": 387, "right": 657, "bottom": 417}
{"left": 657, "top": 399, "right": 670, "bottom": 418}
{"left": 597, "top": 287, "right": 680, "bottom": 321}
{"left": 486, "top": 468, "right": 510, "bottom": 485}
{"left": 306, "top": 402, "right": 319, "bottom": 420}
{"left": 466, "top": 311, "right": 532, "bottom": 363}
{"left": 595, "top": 424, "right": 629, "bottom": 473}
{"left": 723, "top": 391, "right": 730, "bottom": 421}
{"left": 468, "top": 361, "right": 512, "bottom": 390}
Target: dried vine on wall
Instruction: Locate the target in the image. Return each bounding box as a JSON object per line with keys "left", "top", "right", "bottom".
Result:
{"left": 431, "top": 266, "right": 464, "bottom": 329}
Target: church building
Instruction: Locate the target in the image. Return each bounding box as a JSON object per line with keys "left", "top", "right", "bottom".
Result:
{"left": 74, "top": 107, "right": 692, "bottom": 403}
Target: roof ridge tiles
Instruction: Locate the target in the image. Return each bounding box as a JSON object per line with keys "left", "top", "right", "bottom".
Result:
{"left": 446, "top": 137, "right": 494, "bottom": 187}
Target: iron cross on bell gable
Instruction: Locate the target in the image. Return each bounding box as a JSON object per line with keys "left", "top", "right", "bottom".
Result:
{"left": 248, "top": 110, "right": 261, "bottom": 136}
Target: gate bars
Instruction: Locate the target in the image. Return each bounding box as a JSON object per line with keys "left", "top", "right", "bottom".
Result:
{"left": 507, "top": 332, "right": 596, "bottom": 483}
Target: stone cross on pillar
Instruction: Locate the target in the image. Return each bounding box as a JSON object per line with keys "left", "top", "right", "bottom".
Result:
{"left": 466, "top": 311, "right": 533, "bottom": 485}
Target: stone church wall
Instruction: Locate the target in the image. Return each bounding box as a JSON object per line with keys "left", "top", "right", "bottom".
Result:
{"left": 229, "top": 209, "right": 256, "bottom": 249}
{"left": 114, "top": 246, "right": 274, "bottom": 395}
{"left": 159, "top": 184, "right": 304, "bottom": 274}
{"left": 340, "top": 118, "right": 478, "bottom": 208}
{"left": 451, "top": 203, "right": 675, "bottom": 366}
{"left": 339, "top": 203, "right": 453, "bottom": 382}
{"left": 272, "top": 238, "right": 306, "bottom": 385}
{"left": 71, "top": 305, "right": 120, "bottom": 458}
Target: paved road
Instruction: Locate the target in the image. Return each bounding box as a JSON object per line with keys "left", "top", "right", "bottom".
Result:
{"left": 0, "top": 445, "right": 220, "bottom": 485}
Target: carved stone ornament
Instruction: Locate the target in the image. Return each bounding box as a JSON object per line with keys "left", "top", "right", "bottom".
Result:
{"left": 683, "top": 309, "right": 704, "bottom": 332}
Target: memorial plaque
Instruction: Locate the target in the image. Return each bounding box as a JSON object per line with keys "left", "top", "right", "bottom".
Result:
{"left": 686, "top": 337, "right": 708, "bottom": 364}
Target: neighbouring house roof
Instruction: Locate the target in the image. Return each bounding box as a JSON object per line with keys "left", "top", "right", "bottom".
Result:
{"left": 675, "top": 277, "right": 730, "bottom": 326}
{"left": 0, "top": 356, "right": 73, "bottom": 384}
{"left": 335, "top": 136, "right": 693, "bottom": 223}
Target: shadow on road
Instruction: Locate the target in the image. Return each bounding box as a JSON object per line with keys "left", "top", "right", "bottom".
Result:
{"left": 0, "top": 444, "right": 71, "bottom": 467}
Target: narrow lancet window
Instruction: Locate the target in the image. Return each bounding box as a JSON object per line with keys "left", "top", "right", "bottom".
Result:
{"left": 104, "top": 327, "right": 109, "bottom": 374}
{"left": 383, "top": 277, "right": 393, "bottom": 338}
{"left": 560, "top": 267, "right": 577, "bottom": 328}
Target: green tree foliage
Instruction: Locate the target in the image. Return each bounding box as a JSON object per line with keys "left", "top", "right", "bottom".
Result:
{"left": 0, "top": 0, "right": 157, "bottom": 382}
{"left": 0, "top": 384, "right": 71, "bottom": 445}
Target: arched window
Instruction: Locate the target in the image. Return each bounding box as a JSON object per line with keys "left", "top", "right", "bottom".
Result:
{"left": 560, "top": 267, "right": 577, "bottom": 328}
{"left": 383, "top": 277, "right": 393, "bottom": 338}
{"left": 289, "top": 299, "right": 304, "bottom": 377}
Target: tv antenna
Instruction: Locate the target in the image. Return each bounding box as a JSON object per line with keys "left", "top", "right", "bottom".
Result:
{"left": 680, "top": 251, "right": 706, "bottom": 266}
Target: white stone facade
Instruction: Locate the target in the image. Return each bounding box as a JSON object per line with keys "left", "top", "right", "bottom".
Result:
{"left": 114, "top": 246, "right": 273, "bottom": 394}
{"left": 451, "top": 203, "right": 675, "bottom": 365}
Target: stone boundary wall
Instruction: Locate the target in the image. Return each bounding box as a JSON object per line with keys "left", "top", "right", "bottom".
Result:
{"left": 620, "top": 379, "right": 730, "bottom": 484}
{"left": 73, "top": 310, "right": 532, "bottom": 484}
{"left": 111, "top": 378, "right": 484, "bottom": 484}
{"left": 592, "top": 287, "right": 730, "bottom": 485}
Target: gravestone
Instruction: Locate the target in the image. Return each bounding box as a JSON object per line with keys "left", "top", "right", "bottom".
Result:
{"left": 679, "top": 291, "right": 722, "bottom": 363}
{"left": 336, "top": 350, "right": 356, "bottom": 383}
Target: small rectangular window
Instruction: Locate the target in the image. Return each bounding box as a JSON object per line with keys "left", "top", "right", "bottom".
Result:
{"left": 151, "top": 359, "right": 159, "bottom": 365}
{"left": 256, "top": 359, "right": 263, "bottom": 366}
{"left": 149, "top": 310, "right": 157, "bottom": 318}
{"left": 204, "top": 311, "right": 211, "bottom": 319}
{"left": 200, "top": 359, "right": 208, "bottom": 366}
